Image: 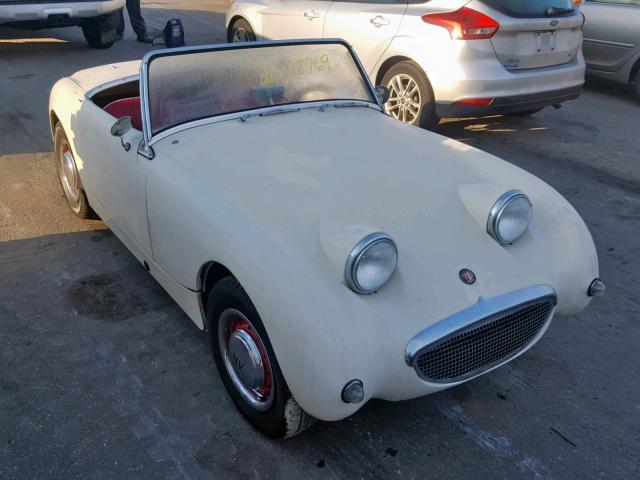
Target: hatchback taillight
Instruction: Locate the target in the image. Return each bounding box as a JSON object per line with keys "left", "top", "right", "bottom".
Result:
{"left": 422, "top": 7, "right": 499, "bottom": 40}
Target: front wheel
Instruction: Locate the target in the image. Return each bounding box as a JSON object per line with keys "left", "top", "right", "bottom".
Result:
{"left": 81, "top": 11, "right": 120, "bottom": 49}
{"left": 206, "top": 277, "right": 314, "bottom": 438}
{"left": 228, "top": 18, "right": 256, "bottom": 43}
{"left": 381, "top": 61, "right": 439, "bottom": 130}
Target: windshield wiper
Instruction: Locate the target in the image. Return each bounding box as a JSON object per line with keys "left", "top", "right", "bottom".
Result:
{"left": 546, "top": 6, "right": 574, "bottom": 16}
{"left": 239, "top": 106, "right": 300, "bottom": 122}
{"left": 238, "top": 101, "right": 376, "bottom": 122}
{"left": 259, "top": 107, "right": 300, "bottom": 117}
{"left": 333, "top": 101, "right": 377, "bottom": 109}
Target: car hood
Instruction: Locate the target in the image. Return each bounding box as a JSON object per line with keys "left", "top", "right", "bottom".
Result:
{"left": 157, "top": 106, "right": 597, "bottom": 318}
{"left": 161, "top": 106, "right": 534, "bottom": 230}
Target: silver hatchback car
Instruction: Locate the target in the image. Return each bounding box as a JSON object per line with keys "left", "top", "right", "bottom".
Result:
{"left": 226, "top": 0, "right": 587, "bottom": 128}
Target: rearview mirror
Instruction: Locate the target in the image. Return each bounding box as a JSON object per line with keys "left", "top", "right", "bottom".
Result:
{"left": 374, "top": 85, "right": 390, "bottom": 104}
{"left": 110, "top": 116, "right": 133, "bottom": 152}
{"left": 110, "top": 116, "right": 133, "bottom": 137}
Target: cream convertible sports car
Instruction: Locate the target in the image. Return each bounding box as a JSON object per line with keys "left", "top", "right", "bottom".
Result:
{"left": 49, "top": 40, "right": 604, "bottom": 438}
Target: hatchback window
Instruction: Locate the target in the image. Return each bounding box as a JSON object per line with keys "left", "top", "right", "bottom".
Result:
{"left": 481, "top": 0, "right": 577, "bottom": 17}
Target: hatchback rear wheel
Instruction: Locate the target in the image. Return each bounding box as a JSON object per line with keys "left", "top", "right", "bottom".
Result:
{"left": 382, "top": 61, "right": 438, "bottom": 130}
{"left": 228, "top": 18, "right": 255, "bottom": 43}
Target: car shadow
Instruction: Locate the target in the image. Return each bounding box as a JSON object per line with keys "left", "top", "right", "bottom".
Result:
{"left": 583, "top": 75, "right": 638, "bottom": 103}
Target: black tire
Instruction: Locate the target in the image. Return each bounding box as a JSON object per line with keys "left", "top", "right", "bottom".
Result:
{"left": 228, "top": 18, "right": 256, "bottom": 43}
{"left": 53, "top": 123, "right": 95, "bottom": 219}
{"left": 206, "top": 277, "right": 314, "bottom": 438}
{"left": 508, "top": 108, "right": 544, "bottom": 117}
{"left": 81, "top": 12, "right": 120, "bottom": 49}
{"left": 381, "top": 60, "right": 439, "bottom": 130}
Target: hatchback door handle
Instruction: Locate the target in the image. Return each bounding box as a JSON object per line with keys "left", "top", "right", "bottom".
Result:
{"left": 304, "top": 10, "right": 320, "bottom": 19}
{"left": 370, "top": 15, "right": 390, "bottom": 27}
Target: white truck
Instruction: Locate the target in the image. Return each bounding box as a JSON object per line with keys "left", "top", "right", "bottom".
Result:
{"left": 0, "top": 0, "right": 125, "bottom": 49}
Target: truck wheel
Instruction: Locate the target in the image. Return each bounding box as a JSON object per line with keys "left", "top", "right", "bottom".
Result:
{"left": 206, "top": 277, "right": 314, "bottom": 438}
{"left": 82, "top": 12, "right": 120, "bottom": 49}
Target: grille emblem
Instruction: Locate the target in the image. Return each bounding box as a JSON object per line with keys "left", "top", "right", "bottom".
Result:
{"left": 550, "top": 20, "right": 559, "bottom": 27}
{"left": 459, "top": 269, "right": 476, "bottom": 285}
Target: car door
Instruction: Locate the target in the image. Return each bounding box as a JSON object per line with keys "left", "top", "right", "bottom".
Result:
{"left": 323, "top": 0, "right": 408, "bottom": 75}
{"left": 261, "top": 0, "right": 332, "bottom": 39}
{"left": 74, "top": 100, "right": 147, "bottom": 254}
{"left": 582, "top": 0, "right": 640, "bottom": 73}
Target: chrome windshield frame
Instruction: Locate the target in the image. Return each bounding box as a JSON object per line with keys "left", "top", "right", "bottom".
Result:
{"left": 138, "top": 39, "right": 383, "bottom": 149}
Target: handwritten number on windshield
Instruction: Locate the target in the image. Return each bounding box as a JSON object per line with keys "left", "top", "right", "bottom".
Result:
{"left": 257, "top": 54, "right": 330, "bottom": 85}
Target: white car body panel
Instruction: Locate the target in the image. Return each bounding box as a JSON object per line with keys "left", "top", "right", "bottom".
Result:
{"left": 50, "top": 49, "right": 599, "bottom": 421}
{"left": 0, "top": 0, "right": 124, "bottom": 23}
{"left": 69, "top": 60, "right": 139, "bottom": 91}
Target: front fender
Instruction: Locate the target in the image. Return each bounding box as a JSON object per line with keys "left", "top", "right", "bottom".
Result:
{"left": 145, "top": 144, "right": 368, "bottom": 420}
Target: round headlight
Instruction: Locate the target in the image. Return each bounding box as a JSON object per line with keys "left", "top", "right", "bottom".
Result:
{"left": 345, "top": 232, "right": 398, "bottom": 294}
{"left": 487, "top": 190, "right": 532, "bottom": 245}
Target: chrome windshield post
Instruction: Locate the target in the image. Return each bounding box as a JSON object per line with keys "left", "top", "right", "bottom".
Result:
{"left": 139, "top": 51, "right": 154, "bottom": 158}
{"left": 137, "top": 140, "right": 155, "bottom": 160}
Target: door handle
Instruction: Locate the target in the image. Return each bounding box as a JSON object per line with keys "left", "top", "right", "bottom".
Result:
{"left": 304, "top": 10, "right": 320, "bottom": 19}
{"left": 370, "top": 15, "right": 390, "bottom": 27}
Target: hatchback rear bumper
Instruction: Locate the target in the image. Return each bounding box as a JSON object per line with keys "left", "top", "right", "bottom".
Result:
{"left": 436, "top": 85, "right": 582, "bottom": 118}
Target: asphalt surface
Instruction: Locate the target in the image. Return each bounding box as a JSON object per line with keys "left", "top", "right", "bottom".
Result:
{"left": 1, "top": 2, "right": 639, "bottom": 479}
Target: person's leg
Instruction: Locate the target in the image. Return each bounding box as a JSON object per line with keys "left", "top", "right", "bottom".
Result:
{"left": 126, "top": 0, "right": 147, "bottom": 37}
{"left": 116, "top": 8, "right": 125, "bottom": 37}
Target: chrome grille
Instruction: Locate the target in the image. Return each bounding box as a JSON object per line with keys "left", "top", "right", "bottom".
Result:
{"left": 413, "top": 300, "right": 553, "bottom": 383}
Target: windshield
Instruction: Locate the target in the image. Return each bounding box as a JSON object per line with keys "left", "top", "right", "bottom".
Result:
{"left": 481, "top": 0, "right": 576, "bottom": 17}
{"left": 146, "top": 42, "right": 376, "bottom": 135}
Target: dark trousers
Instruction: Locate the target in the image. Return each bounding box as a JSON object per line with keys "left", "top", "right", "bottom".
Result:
{"left": 117, "top": 0, "right": 147, "bottom": 36}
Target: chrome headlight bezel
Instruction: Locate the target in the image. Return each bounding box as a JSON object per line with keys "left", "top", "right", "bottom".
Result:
{"left": 487, "top": 190, "right": 532, "bottom": 245}
{"left": 344, "top": 232, "right": 398, "bottom": 294}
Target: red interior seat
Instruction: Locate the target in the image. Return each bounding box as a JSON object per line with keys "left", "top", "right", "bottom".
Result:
{"left": 104, "top": 97, "right": 142, "bottom": 131}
